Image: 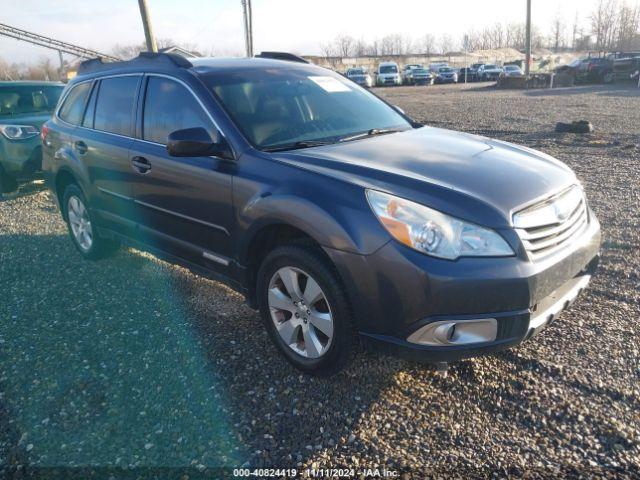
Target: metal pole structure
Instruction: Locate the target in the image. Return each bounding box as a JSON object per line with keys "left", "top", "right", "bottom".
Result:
{"left": 247, "top": 0, "right": 254, "bottom": 57}
{"left": 464, "top": 34, "right": 469, "bottom": 83}
{"left": 241, "top": 0, "right": 253, "bottom": 57}
{"left": 57, "top": 50, "right": 64, "bottom": 81}
{"left": 138, "top": 0, "right": 158, "bottom": 53}
{"left": 525, "top": 0, "right": 532, "bottom": 76}
{"left": 0, "top": 23, "right": 119, "bottom": 61}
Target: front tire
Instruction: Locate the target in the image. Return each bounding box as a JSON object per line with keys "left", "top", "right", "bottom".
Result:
{"left": 62, "top": 184, "right": 119, "bottom": 260}
{"left": 257, "top": 244, "right": 355, "bottom": 375}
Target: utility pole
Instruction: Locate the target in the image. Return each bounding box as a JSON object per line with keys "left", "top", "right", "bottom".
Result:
{"left": 241, "top": 0, "right": 253, "bottom": 57}
{"left": 525, "top": 0, "right": 532, "bottom": 76}
{"left": 247, "top": 0, "right": 253, "bottom": 57}
{"left": 138, "top": 0, "right": 158, "bottom": 53}
{"left": 57, "top": 50, "right": 64, "bottom": 81}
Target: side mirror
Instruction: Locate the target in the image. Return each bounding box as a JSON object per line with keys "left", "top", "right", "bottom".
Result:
{"left": 166, "top": 127, "right": 232, "bottom": 159}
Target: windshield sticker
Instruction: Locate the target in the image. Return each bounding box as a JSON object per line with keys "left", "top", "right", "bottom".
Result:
{"left": 309, "top": 76, "right": 351, "bottom": 92}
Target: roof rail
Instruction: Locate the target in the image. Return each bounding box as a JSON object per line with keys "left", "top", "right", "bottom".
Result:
{"left": 77, "top": 52, "right": 193, "bottom": 75}
{"left": 255, "top": 51, "right": 309, "bottom": 64}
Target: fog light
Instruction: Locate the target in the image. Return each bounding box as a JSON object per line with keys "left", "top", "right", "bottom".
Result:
{"left": 407, "top": 318, "right": 498, "bottom": 346}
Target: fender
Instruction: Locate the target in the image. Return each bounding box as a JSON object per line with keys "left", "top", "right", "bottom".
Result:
{"left": 236, "top": 190, "right": 390, "bottom": 265}
{"left": 51, "top": 145, "right": 91, "bottom": 205}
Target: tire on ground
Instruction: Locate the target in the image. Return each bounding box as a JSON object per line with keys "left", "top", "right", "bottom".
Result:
{"left": 62, "top": 183, "right": 120, "bottom": 260}
{"left": 257, "top": 244, "right": 356, "bottom": 376}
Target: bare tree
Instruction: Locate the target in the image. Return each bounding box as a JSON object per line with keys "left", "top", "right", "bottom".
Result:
{"left": 616, "top": 1, "right": 640, "bottom": 50}
{"left": 379, "top": 35, "right": 395, "bottom": 55}
{"left": 419, "top": 34, "right": 436, "bottom": 55}
{"left": 572, "top": 11, "right": 580, "bottom": 50}
{"left": 353, "top": 38, "right": 368, "bottom": 57}
{"left": 591, "top": 0, "right": 620, "bottom": 50}
{"left": 439, "top": 34, "right": 455, "bottom": 54}
{"left": 551, "top": 14, "right": 566, "bottom": 51}
{"left": 335, "top": 35, "right": 356, "bottom": 58}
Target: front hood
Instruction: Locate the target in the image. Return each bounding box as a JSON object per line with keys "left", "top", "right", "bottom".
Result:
{"left": 271, "top": 127, "right": 576, "bottom": 228}
{"left": 0, "top": 113, "right": 52, "bottom": 127}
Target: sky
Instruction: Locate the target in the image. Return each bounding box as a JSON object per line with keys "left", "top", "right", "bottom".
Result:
{"left": 1, "top": 0, "right": 602, "bottom": 64}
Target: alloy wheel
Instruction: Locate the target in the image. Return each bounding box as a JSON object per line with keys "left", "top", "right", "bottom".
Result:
{"left": 68, "top": 195, "right": 93, "bottom": 252}
{"left": 267, "top": 266, "right": 334, "bottom": 359}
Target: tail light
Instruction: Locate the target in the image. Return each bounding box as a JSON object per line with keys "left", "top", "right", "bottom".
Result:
{"left": 41, "top": 124, "right": 49, "bottom": 143}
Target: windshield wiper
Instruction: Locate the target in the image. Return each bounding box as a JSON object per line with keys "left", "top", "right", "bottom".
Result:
{"left": 262, "top": 140, "right": 333, "bottom": 152}
{"left": 339, "top": 128, "right": 402, "bottom": 143}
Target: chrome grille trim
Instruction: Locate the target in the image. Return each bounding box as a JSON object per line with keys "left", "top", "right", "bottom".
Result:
{"left": 514, "top": 185, "right": 589, "bottom": 261}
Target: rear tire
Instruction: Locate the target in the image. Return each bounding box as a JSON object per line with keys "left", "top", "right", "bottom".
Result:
{"left": 62, "top": 184, "right": 119, "bottom": 260}
{"left": 257, "top": 244, "right": 355, "bottom": 376}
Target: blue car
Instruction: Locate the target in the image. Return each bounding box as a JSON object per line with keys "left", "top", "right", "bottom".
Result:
{"left": 43, "top": 52, "right": 600, "bottom": 375}
{"left": 0, "top": 81, "right": 64, "bottom": 192}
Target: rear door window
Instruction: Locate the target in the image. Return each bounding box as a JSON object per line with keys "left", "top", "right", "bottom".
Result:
{"left": 142, "top": 76, "right": 212, "bottom": 145}
{"left": 58, "top": 82, "right": 91, "bottom": 125}
{"left": 94, "top": 76, "right": 140, "bottom": 136}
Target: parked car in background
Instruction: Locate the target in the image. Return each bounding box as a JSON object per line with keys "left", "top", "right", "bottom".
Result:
{"left": 428, "top": 62, "right": 448, "bottom": 75}
{"left": 555, "top": 57, "right": 613, "bottom": 84}
{"left": 434, "top": 66, "right": 458, "bottom": 84}
{"left": 44, "top": 52, "right": 600, "bottom": 375}
{"left": 581, "top": 57, "right": 614, "bottom": 83}
{"left": 502, "top": 65, "right": 524, "bottom": 77}
{"left": 612, "top": 56, "right": 640, "bottom": 82}
{"left": 401, "top": 64, "right": 423, "bottom": 85}
{"left": 555, "top": 58, "right": 587, "bottom": 78}
{"left": 376, "top": 62, "right": 402, "bottom": 86}
{"left": 458, "top": 67, "right": 477, "bottom": 82}
{"left": 346, "top": 67, "right": 373, "bottom": 88}
{"left": 0, "top": 81, "right": 64, "bottom": 193}
{"left": 409, "top": 66, "right": 434, "bottom": 85}
{"left": 477, "top": 64, "right": 503, "bottom": 81}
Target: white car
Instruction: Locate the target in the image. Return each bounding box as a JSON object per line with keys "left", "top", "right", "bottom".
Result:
{"left": 376, "top": 62, "right": 402, "bottom": 86}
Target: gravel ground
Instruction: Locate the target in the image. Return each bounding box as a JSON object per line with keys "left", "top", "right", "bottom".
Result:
{"left": 1, "top": 83, "right": 639, "bottom": 479}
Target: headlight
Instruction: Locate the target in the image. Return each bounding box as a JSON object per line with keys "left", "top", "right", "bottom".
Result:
{"left": 0, "top": 125, "right": 39, "bottom": 140}
{"left": 366, "top": 190, "right": 514, "bottom": 260}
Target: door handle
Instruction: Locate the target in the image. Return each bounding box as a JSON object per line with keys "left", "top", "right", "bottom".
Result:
{"left": 131, "top": 156, "right": 151, "bottom": 174}
{"left": 74, "top": 141, "right": 88, "bottom": 155}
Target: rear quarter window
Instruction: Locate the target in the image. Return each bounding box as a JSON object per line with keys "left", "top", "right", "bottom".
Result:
{"left": 58, "top": 82, "right": 91, "bottom": 125}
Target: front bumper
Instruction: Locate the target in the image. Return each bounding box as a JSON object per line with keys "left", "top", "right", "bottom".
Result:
{"left": 325, "top": 210, "right": 601, "bottom": 363}
{"left": 413, "top": 76, "right": 433, "bottom": 85}
{"left": 0, "top": 136, "right": 42, "bottom": 177}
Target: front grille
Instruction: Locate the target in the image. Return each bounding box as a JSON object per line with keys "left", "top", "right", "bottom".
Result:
{"left": 513, "top": 185, "right": 589, "bottom": 260}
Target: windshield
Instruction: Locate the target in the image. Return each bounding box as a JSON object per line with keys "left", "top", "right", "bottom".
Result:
{"left": 439, "top": 67, "right": 454, "bottom": 73}
{"left": 0, "top": 84, "right": 63, "bottom": 116}
{"left": 202, "top": 67, "right": 410, "bottom": 150}
{"left": 485, "top": 65, "right": 498, "bottom": 70}
{"left": 379, "top": 65, "right": 398, "bottom": 74}
{"left": 505, "top": 66, "right": 519, "bottom": 70}
{"left": 347, "top": 68, "right": 365, "bottom": 75}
